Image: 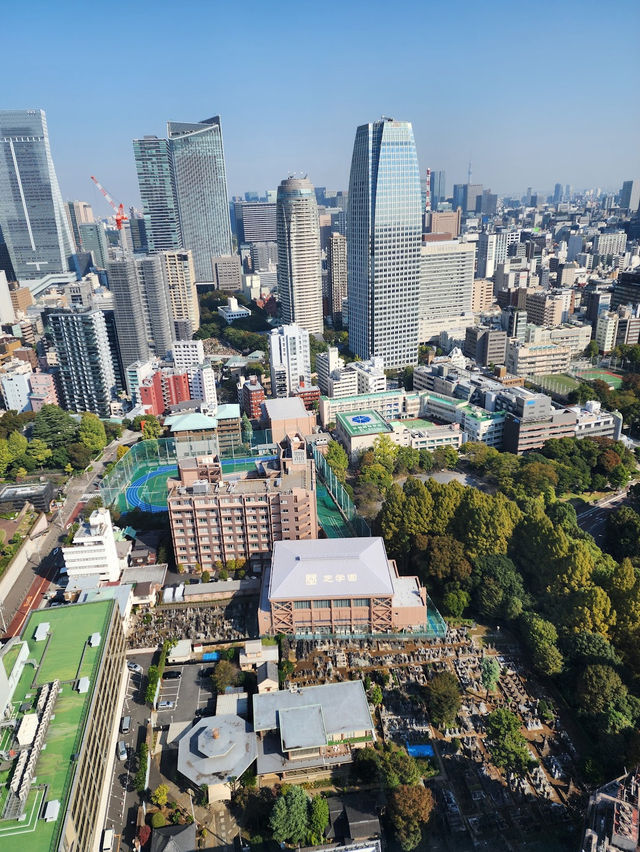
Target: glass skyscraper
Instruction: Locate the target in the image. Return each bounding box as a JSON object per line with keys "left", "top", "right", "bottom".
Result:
{"left": 347, "top": 118, "right": 422, "bottom": 368}
{"left": 0, "top": 109, "right": 74, "bottom": 288}
{"left": 133, "top": 136, "right": 182, "bottom": 253}
{"left": 168, "top": 116, "right": 233, "bottom": 281}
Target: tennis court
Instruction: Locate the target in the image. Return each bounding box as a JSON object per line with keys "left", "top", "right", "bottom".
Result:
{"left": 535, "top": 374, "right": 579, "bottom": 395}
{"left": 575, "top": 368, "right": 624, "bottom": 389}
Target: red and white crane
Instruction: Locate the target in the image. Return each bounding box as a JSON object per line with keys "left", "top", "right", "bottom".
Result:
{"left": 90, "top": 175, "right": 128, "bottom": 230}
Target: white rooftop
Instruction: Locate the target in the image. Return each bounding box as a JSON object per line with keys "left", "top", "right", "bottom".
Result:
{"left": 262, "top": 396, "right": 309, "bottom": 420}
{"left": 17, "top": 713, "right": 38, "bottom": 746}
{"left": 34, "top": 623, "right": 50, "bottom": 642}
{"left": 268, "top": 537, "right": 395, "bottom": 600}
{"left": 77, "top": 677, "right": 90, "bottom": 694}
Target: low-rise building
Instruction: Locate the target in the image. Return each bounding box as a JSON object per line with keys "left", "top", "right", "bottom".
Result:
{"left": 258, "top": 537, "right": 428, "bottom": 636}
{"left": 253, "top": 680, "right": 375, "bottom": 782}
{"left": 261, "top": 396, "right": 317, "bottom": 442}
{"left": 217, "top": 296, "right": 251, "bottom": 325}
{"left": 506, "top": 341, "right": 571, "bottom": 376}
{"left": 0, "top": 481, "right": 55, "bottom": 513}
{"left": 62, "top": 508, "right": 125, "bottom": 582}
{"left": 502, "top": 407, "right": 577, "bottom": 454}
{"left": 164, "top": 411, "right": 219, "bottom": 459}
{"left": 570, "top": 400, "right": 623, "bottom": 441}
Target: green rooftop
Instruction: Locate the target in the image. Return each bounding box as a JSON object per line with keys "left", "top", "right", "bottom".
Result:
{"left": 0, "top": 601, "right": 113, "bottom": 852}
{"left": 336, "top": 409, "right": 392, "bottom": 438}
{"left": 164, "top": 412, "right": 218, "bottom": 431}
{"left": 389, "top": 418, "right": 435, "bottom": 430}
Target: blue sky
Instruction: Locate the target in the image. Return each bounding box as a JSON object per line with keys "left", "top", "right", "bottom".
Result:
{"left": 5, "top": 0, "right": 639, "bottom": 215}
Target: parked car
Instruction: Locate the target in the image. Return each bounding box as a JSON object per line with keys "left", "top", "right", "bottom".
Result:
{"left": 157, "top": 700, "right": 175, "bottom": 710}
{"left": 116, "top": 741, "right": 127, "bottom": 761}
{"left": 127, "top": 661, "right": 143, "bottom": 674}
{"left": 162, "top": 670, "right": 181, "bottom": 680}
{"left": 120, "top": 715, "right": 131, "bottom": 734}
{"left": 101, "top": 828, "right": 114, "bottom": 851}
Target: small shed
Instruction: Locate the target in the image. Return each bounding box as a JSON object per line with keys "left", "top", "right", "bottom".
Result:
{"left": 77, "top": 677, "right": 90, "bottom": 694}
{"left": 43, "top": 800, "right": 60, "bottom": 822}
{"left": 168, "top": 639, "right": 192, "bottom": 664}
{"left": 257, "top": 661, "right": 279, "bottom": 694}
{"left": 88, "top": 632, "right": 101, "bottom": 647}
{"left": 34, "top": 623, "right": 50, "bottom": 642}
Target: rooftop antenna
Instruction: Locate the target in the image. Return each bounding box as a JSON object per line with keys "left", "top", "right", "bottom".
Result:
{"left": 467, "top": 159, "right": 472, "bottom": 184}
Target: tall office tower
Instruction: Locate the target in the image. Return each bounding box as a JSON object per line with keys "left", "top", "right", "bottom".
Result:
{"left": 269, "top": 323, "right": 311, "bottom": 397}
{"left": 566, "top": 234, "right": 584, "bottom": 262}
{"left": 347, "top": 118, "right": 422, "bottom": 367}
{"left": 212, "top": 254, "right": 242, "bottom": 291}
{"left": 503, "top": 305, "right": 527, "bottom": 341}
{"left": 419, "top": 240, "right": 475, "bottom": 342}
{"left": 137, "top": 255, "right": 175, "bottom": 357}
{"left": 465, "top": 184, "right": 483, "bottom": 213}
{"left": 476, "top": 232, "right": 509, "bottom": 278}
{"left": 430, "top": 170, "right": 446, "bottom": 210}
{"left": 133, "top": 136, "right": 182, "bottom": 253}
{"left": 78, "top": 222, "right": 109, "bottom": 267}
{"left": 564, "top": 184, "right": 572, "bottom": 202}
{"left": 0, "top": 109, "right": 75, "bottom": 290}
{"left": 49, "top": 309, "right": 115, "bottom": 416}
{"left": 168, "top": 116, "right": 233, "bottom": 280}
{"left": 235, "top": 201, "right": 277, "bottom": 244}
{"left": 129, "top": 209, "right": 148, "bottom": 253}
{"left": 480, "top": 190, "right": 498, "bottom": 216}
{"left": 620, "top": 180, "right": 640, "bottom": 213}
{"left": 250, "top": 241, "right": 278, "bottom": 271}
{"left": 327, "top": 232, "right": 347, "bottom": 327}
{"left": 276, "top": 176, "right": 323, "bottom": 334}
{"left": 452, "top": 183, "right": 465, "bottom": 210}
{"left": 162, "top": 250, "right": 199, "bottom": 336}
{"left": 553, "top": 183, "right": 563, "bottom": 205}
{"left": 66, "top": 200, "right": 94, "bottom": 249}
{"left": 107, "top": 258, "right": 150, "bottom": 369}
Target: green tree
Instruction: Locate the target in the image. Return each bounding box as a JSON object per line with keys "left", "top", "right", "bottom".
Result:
{"left": 423, "top": 535, "right": 472, "bottom": 585}
{"left": 78, "top": 413, "right": 107, "bottom": 453}
{"left": 388, "top": 785, "right": 434, "bottom": 852}
{"left": 585, "top": 340, "right": 599, "bottom": 358}
{"left": 269, "top": 785, "right": 309, "bottom": 845}
{"left": 32, "top": 404, "right": 77, "bottom": 448}
{"left": 26, "top": 437, "right": 52, "bottom": 466}
{"left": 369, "top": 684, "right": 383, "bottom": 706}
{"left": 427, "top": 671, "right": 461, "bottom": 728}
{"left": 402, "top": 477, "right": 433, "bottom": 539}
{"left": 485, "top": 708, "right": 536, "bottom": 775}
{"left": 308, "top": 796, "right": 329, "bottom": 841}
{"left": 151, "top": 784, "right": 169, "bottom": 807}
{"left": 7, "top": 430, "right": 28, "bottom": 461}
{"left": 576, "top": 664, "right": 626, "bottom": 716}
{"left": 67, "top": 442, "right": 93, "bottom": 470}
{"left": 0, "top": 438, "right": 11, "bottom": 476}
{"left": 212, "top": 659, "right": 238, "bottom": 693}
{"left": 142, "top": 415, "right": 163, "bottom": 440}
{"left": 378, "top": 484, "right": 409, "bottom": 557}
{"left": 241, "top": 412, "right": 253, "bottom": 444}
{"left": 481, "top": 657, "right": 501, "bottom": 693}
{"left": 151, "top": 812, "right": 167, "bottom": 828}
{"left": 442, "top": 588, "right": 470, "bottom": 617}
{"left": 325, "top": 439, "right": 349, "bottom": 483}
{"left": 116, "top": 444, "right": 130, "bottom": 461}
{"left": 372, "top": 433, "right": 398, "bottom": 473}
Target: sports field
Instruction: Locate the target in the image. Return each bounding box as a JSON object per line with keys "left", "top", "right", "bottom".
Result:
{"left": 0, "top": 601, "right": 112, "bottom": 852}
{"left": 535, "top": 373, "right": 580, "bottom": 395}
{"left": 575, "top": 368, "right": 624, "bottom": 389}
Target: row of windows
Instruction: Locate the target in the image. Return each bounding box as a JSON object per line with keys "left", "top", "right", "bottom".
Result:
{"left": 293, "top": 598, "right": 371, "bottom": 610}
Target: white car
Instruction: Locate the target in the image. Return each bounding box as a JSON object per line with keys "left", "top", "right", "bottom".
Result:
{"left": 157, "top": 700, "right": 175, "bottom": 710}
{"left": 127, "top": 661, "right": 143, "bottom": 675}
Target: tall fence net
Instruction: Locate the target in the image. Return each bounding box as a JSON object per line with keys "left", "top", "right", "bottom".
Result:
{"left": 312, "top": 447, "right": 370, "bottom": 538}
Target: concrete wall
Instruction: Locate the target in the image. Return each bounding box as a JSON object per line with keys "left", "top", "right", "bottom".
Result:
{"left": 0, "top": 512, "right": 49, "bottom": 604}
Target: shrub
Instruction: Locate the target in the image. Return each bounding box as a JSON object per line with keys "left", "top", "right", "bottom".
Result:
{"left": 151, "top": 812, "right": 167, "bottom": 828}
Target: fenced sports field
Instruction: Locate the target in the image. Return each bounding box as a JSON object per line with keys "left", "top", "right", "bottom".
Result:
{"left": 573, "top": 368, "right": 624, "bottom": 389}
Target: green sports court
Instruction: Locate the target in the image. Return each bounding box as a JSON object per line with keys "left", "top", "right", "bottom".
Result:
{"left": 575, "top": 368, "right": 624, "bottom": 389}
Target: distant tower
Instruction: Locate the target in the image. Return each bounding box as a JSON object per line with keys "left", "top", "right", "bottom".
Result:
{"left": 276, "top": 176, "right": 323, "bottom": 334}
{"left": 424, "top": 168, "right": 431, "bottom": 213}
{"left": 467, "top": 160, "right": 472, "bottom": 184}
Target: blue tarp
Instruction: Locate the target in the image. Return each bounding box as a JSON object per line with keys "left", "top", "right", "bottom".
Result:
{"left": 202, "top": 652, "right": 220, "bottom": 662}
{"left": 406, "top": 743, "right": 434, "bottom": 758}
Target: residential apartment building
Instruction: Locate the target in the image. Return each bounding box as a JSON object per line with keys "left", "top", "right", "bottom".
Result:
{"left": 0, "top": 359, "right": 32, "bottom": 412}
{"left": 132, "top": 135, "right": 183, "bottom": 252}
{"left": 140, "top": 368, "right": 191, "bottom": 416}
{"left": 327, "top": 232, "right": 347, "bottom": 327}
{"left": 167, "top": 440, "right": 318, "bottom": 571}
{"left": 316, "top": 347, "right": 344, "bottom": 395}
{"left": 49, "top": 308, "right": 115, "bottom": 416}
{"left": 163, "top": 250, "right": 199, "bottom": 336}
{"left": 463, "top": 327, "right": 507, "bottom": 366}
{"left": 269, "top": 324, "right": 311, "bottom": 397}
{"left": 592, "top": 231, "right": 627, "bottom": 258}
{"left": 472, "top": 278, "right": 494, "bottom": 312}
{"left": 276, "top": 176, "right": 323, "bottom": 334}
{"left": 525, "top": 292, "right": 564, "bottom": 327}
{"left": 238, "top": 374, "right": 266, "bottom": 419}
{"left": 595, "top": 312, "right": 619, "bottom": 353}
{"left": 173, "top": 339, "right": 204, "bottom": 371}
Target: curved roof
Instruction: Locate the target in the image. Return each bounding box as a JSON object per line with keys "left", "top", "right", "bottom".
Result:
{"left": 164, "top": 412, "right": 217, "bottom": 432}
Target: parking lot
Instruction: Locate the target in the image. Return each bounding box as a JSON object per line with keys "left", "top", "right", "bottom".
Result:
{"left": 156, "top": 661, "right": 216, "bottom": 723}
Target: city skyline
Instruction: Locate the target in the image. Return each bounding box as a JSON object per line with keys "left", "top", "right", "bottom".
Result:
{"left": 3, "top": 0, "right": 638, "bottom": 215}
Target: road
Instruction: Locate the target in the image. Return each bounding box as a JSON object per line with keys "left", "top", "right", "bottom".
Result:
{"left": 575, "top": 489, "right": 630, "bottom": 545}
{"left": 1, "top": 429, "right": 137, "bottom": 638}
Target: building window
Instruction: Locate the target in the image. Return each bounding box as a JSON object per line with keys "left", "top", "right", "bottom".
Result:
{"left": 352, "top": 598, "right": 370, "bottom": 608}
{"left": 313, "top": 600, "right": 331, "bottom": 608}
{"left": 293, "top": 600, "right": 311, "bottom": 609}
{"left": 333, "top": 599, "right": 350, "bottom": 608}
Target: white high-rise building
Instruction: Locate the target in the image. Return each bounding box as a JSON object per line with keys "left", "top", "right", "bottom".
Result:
{"left": 419, "top": 240, "right": 475, "bottom": 343}
{"left": 276, "top": 177, "right": 323, "bottom": 334}
{"left": 476, "top": 232, "right": 509, "bottom": 279}
{"left": 62, "top": 508, "right": 122, "bottom": 582}
{"left": 0, "top": 360, "right": 33, "bottom": 412}
{"left": 347, "top": 118, "right": 422, "bottom": 368}
{"left": 173, "top": 339, "right": 205, "bottom": 372}
{"left": 316, "top": 346, "right": 344, "bottom": 395}
{"left": 269, "top": 323, "right": 312, "bottom": 397}
{"left": 188, "top": 363, "right": 218, "bottom": 410}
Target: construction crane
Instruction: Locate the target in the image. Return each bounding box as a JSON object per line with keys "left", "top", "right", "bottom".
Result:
{"left": 90, "top": 175, "right": 128, "bottom": 230}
